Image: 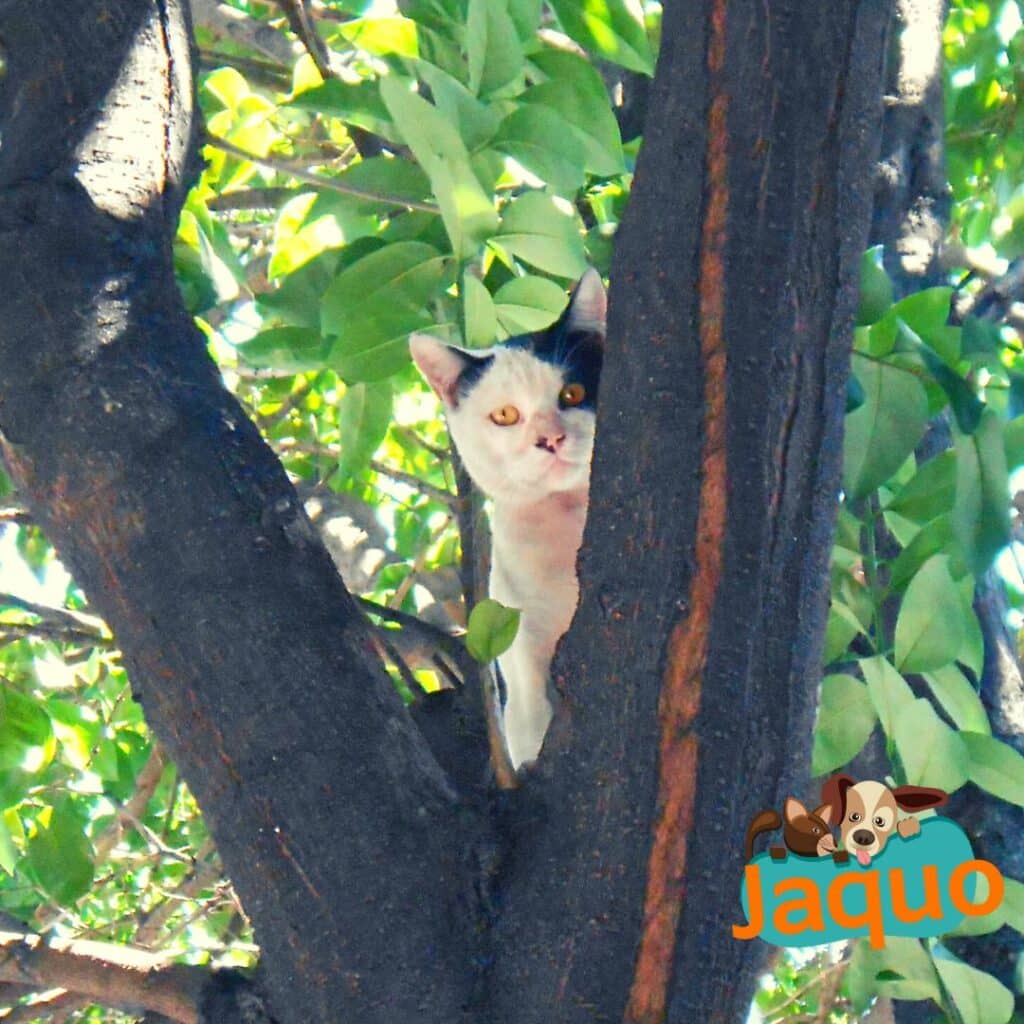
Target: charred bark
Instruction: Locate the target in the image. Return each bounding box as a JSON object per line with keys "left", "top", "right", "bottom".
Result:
{"left": 0, "top": 4, "right": 480, "bottom": 1022}
{"left": 0, "top": 2, "right": 892, "bottom": 1023}
{"left": 490, "top": 2, "right": 890, "bottom": 1022}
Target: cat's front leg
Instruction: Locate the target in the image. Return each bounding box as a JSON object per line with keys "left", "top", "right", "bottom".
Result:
{"left": 498, "top": 624, "right": 555, "bottom": 769}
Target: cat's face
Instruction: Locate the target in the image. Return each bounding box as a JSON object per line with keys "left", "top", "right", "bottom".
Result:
{"left": 410, "top": 270, "right": 606, "bottom": 504}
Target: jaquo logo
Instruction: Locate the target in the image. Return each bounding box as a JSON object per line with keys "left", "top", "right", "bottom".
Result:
{"left": 732, "top": 774, "right": 1004, "bottom": 948}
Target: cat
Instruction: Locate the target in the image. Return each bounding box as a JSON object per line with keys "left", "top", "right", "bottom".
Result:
{"left": 409, "top": 269, "right": 606, "bottom": 768}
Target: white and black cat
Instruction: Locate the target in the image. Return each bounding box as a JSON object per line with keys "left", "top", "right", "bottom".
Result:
{"left": 410, "top": 269, "right": 606, "bottom": 767}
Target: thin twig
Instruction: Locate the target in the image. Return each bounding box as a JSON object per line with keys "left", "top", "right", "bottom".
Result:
{"left": 369, "top": 460, "right": 455, "bottom": 505}
{"left": 203, "top": 133, "right": 441, "bottom": 214}
{"left": 764, "top": 961, "right": 848, "bottom": 1023}
{"left": 207, "top": 187, "right": 296, "bottom": 211}
{"left": 277, "top": 0, "right": 336, "bottom": 80}
{"left": 451, "top": 453, "right": 515, "bottom": 788}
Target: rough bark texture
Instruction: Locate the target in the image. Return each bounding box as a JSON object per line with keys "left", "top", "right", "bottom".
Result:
{"left": 871, "top": 0, "right": 950, "bottom": 292}
{"left": 489, "top": 2, "right": 890, "bottom": 1022}
{"left": 0, "top": 4, "right": 477, "bottom": 1022}
{"left": 0, "top": 2, "right": 892, "bottom": 1023}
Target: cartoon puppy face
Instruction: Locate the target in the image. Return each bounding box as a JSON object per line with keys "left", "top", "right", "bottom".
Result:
{"left": 822, "top": 775, "right": 948, "bottom": 867}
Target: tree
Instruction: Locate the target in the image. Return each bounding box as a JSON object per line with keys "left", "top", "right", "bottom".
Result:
{"left": 8, "top": 1, "right": 1014, "bottom": 1022}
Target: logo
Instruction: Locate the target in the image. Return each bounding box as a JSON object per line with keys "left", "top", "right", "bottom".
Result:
{"left": 732, "top": 774, "right": 1004, "bottom": 948}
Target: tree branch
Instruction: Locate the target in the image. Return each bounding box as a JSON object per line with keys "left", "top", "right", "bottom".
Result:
{"left": 203, "top": 133, "right": 441, "bottom": 213}
{"left": 0, "top": 930, "right": 207, "bottom": 1024}
{"left": 190, "top": 0, "right": 301, "bottom": 66}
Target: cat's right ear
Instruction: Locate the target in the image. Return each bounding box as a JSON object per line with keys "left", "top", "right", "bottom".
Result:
{"left": 410, "top": 333, "right": 470, "bottom": 407}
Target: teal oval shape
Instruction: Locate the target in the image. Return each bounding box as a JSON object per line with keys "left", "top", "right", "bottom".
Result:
{"left": 736, "top": 818, "right": 994, "bottom": 948}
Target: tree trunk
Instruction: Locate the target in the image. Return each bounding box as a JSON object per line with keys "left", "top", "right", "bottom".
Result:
{"left": 0, "top": 4, "right": 476, "bottom": 1022}
{"left": 490, "top": 2, "right": 890, "bottom": 1022}
{"left": 0, "top": 1, "right": 891, "bottom": 1023}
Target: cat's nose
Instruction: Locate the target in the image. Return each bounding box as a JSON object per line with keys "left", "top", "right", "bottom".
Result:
{"left": 535, "top": 433, "right": 567, "bottom": 453}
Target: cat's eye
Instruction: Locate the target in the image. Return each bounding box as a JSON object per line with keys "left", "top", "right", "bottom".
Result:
{"left": 559, "top": 383, "right": 586, "bottom": 407}
{"left": 489, "top": 405, "right": 521, "bottom": 426}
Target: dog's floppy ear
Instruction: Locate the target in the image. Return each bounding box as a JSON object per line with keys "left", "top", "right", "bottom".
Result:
{"left": 891, "top": 784, "right": 948, "bottom": 811}
{"left": 820, "top": 773, "right": 855, "bottom": 820}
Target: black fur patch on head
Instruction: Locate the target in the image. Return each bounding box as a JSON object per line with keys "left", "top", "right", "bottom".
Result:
{"left": 453, "top": 352, "right": 495, "bottom": 402}
{"left": 504, "top": 315, "right": 604, "bottom": 412}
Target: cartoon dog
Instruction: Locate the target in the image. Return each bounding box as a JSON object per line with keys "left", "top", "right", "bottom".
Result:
{"left": 821, "top": 774, "right": 948, "bottom": 867}
{"left": 745, "top": 797, "right": 847, "bottom": 863}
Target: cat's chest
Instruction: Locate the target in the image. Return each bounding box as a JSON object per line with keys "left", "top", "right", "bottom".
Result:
{"left": 489, "top": 495, "right": 586, "bottom": 621}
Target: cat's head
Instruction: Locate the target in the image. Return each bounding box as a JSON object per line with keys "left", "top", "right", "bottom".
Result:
{"left": 410, "top": 269, "right": 606, "bottom": 504}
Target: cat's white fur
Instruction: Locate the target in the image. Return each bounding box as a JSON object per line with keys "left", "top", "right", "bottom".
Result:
{"left": 410, "top": 270, "right": 606, "bottom": 767}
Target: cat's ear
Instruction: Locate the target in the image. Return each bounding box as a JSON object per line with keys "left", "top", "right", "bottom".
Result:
{"left": 565, "top": 267, "right": 607, "bottom": 336}
{"left": 410, "top": 333, "right": 472, "bottom": 406}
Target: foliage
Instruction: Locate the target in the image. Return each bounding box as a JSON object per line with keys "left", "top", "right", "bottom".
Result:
{"left": 2, "top": 1, "right": 1024, "bottom": 1023}
{"left": 0, "top": 1, "right": 652, "bottom": 1020}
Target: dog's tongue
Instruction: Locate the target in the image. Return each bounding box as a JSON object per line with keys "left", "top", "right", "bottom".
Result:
{"left": 856, "top": 849, "right": 871, "bottom": 867}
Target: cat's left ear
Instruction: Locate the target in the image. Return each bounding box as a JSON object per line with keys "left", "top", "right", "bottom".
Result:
{"left": 410, "top": 333, "right": 473, "bottom": 407}
{"left": 565, "top": 267, "right": 607, "bottom": 336}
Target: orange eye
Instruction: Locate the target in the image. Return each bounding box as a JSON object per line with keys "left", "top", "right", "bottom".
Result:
{"left": 559, "top": 383, "right": 586, "bottom": 407}
{"left": 489, "top": 405, "right": 521, "bottom": 426}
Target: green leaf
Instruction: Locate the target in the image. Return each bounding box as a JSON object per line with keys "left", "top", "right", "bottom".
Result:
{"left": 494, "top": 275, "right": 569, "bottom": 334}
{"left": 312, "top": 157, "right": 433, "bottom": 216}
{"left": 888, "top": 515, "right": 959, "bottom": 593}
{"left": 507, "top": 0, "right": 543, "bottom": 40}
{"left": 287, "top": 79, "right": 396, "bottom": 140}
{"left": 237, "top": 327, "right": 331, "bottom": 374}
{"left": 885, "top": 451, "right": 957, "bottom": 522}
{"left": 466, "top": 0, "right": 524, "bottom": 97}
{"left": 822, "top": 600, "right": 864, "bottom": 665}
{"left": 954, "top": 408, "right": 1010, "bottom": 576}
{"left": 845, "top": 937, "right": 941, "bottom": 1011}
{"left": 893, "top": 698, "right": 968, "bottom": 790}
{"left": 956, "top": 579, "right": 985, "bottom": 678}
{"left": 466, "top": 598, "right": 521, "bottom": 662}
{"left": 338, "top": 16, "right": 419, "bottom": 57}
{"left": 491, "top": 106, "right": 587, "bottom": 193}
{"left": 258, "top": 247, "right": 348, "bottom": 329}
{"left": 319, "top": 241, "right": 451, "bottom": 380}
{"left": 1001, "top": 877, "right": 1024, "bottom": 935}
{"left": 337, "top": 382, "right": 393, "bottom": 482}
{"left": 380, "top": 76, "right": 499, "bottom": 257}
{"left": 0, "top": 685, "right": 52, "bottom": 752}
{"left": 961, "top": 316, "right": 1003, "bottom": 356}
{"left": 860, "top": 656, "right": 915, "bottom": 738}
{"left": 321, "top": 241, "right": 450, "bottom": 338}
{"left": 892, "top": 287, "right": 955, "bottom": 352}
{"left": 27, "top": 799, "right": 94, "bottom": 906}
{"left": 856, "top": 247, "right": 894, "bottom": 325}
{"left": 812, "top": 674, "right": 877, "bottom": 775}
{"left": 894, "top": 555, "right": 965, "bottom": 673}
{"left": 962, "top": 732, "right": 1024, "bottom": 806}
{"left": 0, "top": 817, "right": 17, "bottom": 876}
{"left": 933, "top": 950, "right": 1014, "bottom": 1024}
{"left": 523, "top": 50, "right": 626, "bottom": 176}
{"left": 843, "top": 355, "right": 929, "bottom": 500}
{"left": 414, "top": 62, "right": 502, "bottom": 151}
{"left": 494, "top": 192, "right": 587, "bottom": 277}
{"left": 1004, "top": 415, "right": 1024, "bottom": 471}
{"left": 923, "top": 665, "right": 991, "bottom": 734}
{"left": 463, "top": 274, "right": 498, "bottom": 348}
{"left": 548, "top": 0, "right": 654, "bottom": 75}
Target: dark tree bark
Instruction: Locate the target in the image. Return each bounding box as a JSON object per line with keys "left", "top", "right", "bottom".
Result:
{"left": 490, "top": 2, "right": 890, "bottom": 1022}
{"left": 0, "top": 2, "right": 890, "bottom": 1024}
{"left": 872, "top": 0, "right": 950, "bottom": 293}
{"left": 0, "top": 4, "right": 477, "bottom": 1022}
